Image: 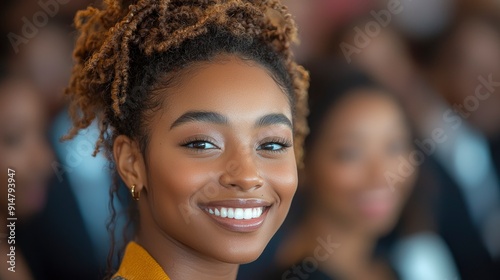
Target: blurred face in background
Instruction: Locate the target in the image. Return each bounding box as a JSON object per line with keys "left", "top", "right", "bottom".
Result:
{"left": 0, "top": 80, "right": 53, "bottom": 219}
{"left": 436, "top": 19, "right": 500, "bottom": 137}
{"left": 305, "top": 90, "right": 414, "bottom": 236}
{"left": 351, "top": 29, "right": 416, "bottom": 94}
{"left": 9, "top": 25, "right": 73, "bottom": 118}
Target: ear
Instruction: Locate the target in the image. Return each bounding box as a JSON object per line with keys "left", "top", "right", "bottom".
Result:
{"left": 113, "top": 135, "right": 147, "bottom": 195}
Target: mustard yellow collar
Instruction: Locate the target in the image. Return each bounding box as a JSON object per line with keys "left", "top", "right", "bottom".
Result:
{"left": 113, "top": 241, "right": 170, "bottom": 280}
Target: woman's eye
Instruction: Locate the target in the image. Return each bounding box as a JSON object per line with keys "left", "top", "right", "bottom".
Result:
{"left": 258, "top": 142, "right": 289, "bottom": 152}
{"left": 183, "top": 141, "right": 217, "bottom": 150}
{"left": 0, "top": 133, "right": 23, "bottom": 149}
{"left": 334, "top": 149, "right": 361, "bottom": 161}
{"left": 387, "top": 141, "right": 407, "bottom": 155}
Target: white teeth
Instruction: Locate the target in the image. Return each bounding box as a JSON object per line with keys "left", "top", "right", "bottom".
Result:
{"left": 234, "top": 208, "right": 244, "bottom": 220}
{"left": 204, "top": 207, "right": 265, "bottom": 220}
{"left": 221, "top": 207, "right": 228, "bottom": 218}
{"left": 257, "top": 207, "right": 262, "bottom": 217}
{"left": 244, "top": 208, "right": 252, "bottom": 220}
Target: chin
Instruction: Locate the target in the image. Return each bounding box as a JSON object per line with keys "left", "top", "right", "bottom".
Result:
{"left": 212, "top": 243, "right": 265, "bottom": 264}
{"left": 363, "top": 216, "right": 399, "bottom": 237}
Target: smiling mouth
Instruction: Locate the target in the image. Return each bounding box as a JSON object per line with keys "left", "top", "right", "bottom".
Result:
{"left": 204, "top": 206, "right": 264, "bottom": 219}
{"left": 356, "top": 188, "right": 396, "bottom": 219}
{"left": 200, "top": 199, "right": 271, "bottom": 233}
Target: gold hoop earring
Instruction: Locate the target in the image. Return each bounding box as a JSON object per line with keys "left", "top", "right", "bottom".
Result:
{"left": 131, "top": 184, "right": 140, "bottom": 201}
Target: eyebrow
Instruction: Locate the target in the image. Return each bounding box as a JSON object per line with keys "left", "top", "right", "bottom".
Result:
{"left": 170, "top": 111, "right": 228, "bottom": 129}
{"left": 256, "top": 113, "right": 293, "bottom": 129}
{"left": 170, "top": 111, "right": 292, "bottom": 130}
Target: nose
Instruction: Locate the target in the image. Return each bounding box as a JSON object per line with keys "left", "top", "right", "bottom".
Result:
{"left": 367, "top": 156, "right": 393, "bottom": 188}
{"left": 219, "top": 153, "right": 264, "bottom": 191}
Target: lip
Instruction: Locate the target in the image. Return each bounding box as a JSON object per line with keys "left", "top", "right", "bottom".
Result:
{"left": 199, "top": 199, "right": 272, "bottom": 233}
{"left": 201, "top": 198, "right": 272, "bottom": 208}
{"left": 355, "top": 189, "right": 396, "bottom": 219}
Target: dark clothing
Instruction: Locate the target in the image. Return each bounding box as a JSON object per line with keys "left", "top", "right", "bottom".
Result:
{"left": 18, "top": 174, "right": 103, "bottom": 280}
{"left": 428, "top": 154, "right": 500, "bottom": 280}
{"left": 263, "top": 257, "right": 399, "bottom": 280}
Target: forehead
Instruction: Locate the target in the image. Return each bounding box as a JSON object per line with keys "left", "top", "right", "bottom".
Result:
{"left": 158, "top": 56, "right": 292, "bottom": 121}
{"left": 321, "top": 90, "right": 405, "bottom": 136}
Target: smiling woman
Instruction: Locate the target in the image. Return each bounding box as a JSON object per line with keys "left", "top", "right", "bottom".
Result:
{"left": 62, "top": 0, "right": 308, "bottom": 279}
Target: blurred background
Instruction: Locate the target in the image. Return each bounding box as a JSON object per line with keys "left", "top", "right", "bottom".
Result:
{"left": 0, "top": 0, "right": 499, "bottom": 279}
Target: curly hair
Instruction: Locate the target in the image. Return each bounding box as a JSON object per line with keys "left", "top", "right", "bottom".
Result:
{"left": 63, "top": 0, "right": 309, "bottom": 275}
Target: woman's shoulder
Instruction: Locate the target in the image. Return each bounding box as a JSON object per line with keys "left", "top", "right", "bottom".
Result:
{"left": 112, "top": 242, "right": 171, "bottom": 280}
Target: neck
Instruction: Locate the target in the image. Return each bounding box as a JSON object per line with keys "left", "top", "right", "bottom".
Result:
{"left": 136, "top": 216, "right": 238, "bottom": 280}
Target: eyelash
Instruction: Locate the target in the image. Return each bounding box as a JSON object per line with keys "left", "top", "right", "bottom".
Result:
{"left": 257, "top": 137, "right": 292, "bottom": 154}
{"left": 180, "top": 137, "right": 219, "bottom": 151}
{"left": 179, "top": 137, "right": 292, "bottom": 153}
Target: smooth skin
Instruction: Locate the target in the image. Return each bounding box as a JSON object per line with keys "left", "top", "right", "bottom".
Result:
{"left": 114, "top": 55, "right": 298, "bottom": 280}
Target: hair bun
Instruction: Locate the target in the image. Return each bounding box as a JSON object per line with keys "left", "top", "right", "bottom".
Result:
{"left": 64, "top": 0, "right": 308, "bottom": 165}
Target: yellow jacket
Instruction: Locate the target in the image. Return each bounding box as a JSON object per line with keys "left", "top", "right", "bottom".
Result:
{"left": 112, "top": 241, "right": 171, "bottom": 280}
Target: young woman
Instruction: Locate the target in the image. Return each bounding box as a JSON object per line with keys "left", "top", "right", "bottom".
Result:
{"left": 269, "top": 64, "right": 415, "bottom": 280}
{"left": 63, "top": 0, "right": 308, "bottom": 279}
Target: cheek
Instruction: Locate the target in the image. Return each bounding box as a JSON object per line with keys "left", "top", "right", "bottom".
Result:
{"left": 309, "top": 157, "right": 366, "bottom": 217}
{"left": 385, "top": 151, "right": 415, "bottom": 189}
{"left": 0, "top": 147, "right": 48, "bottom": 216}
{"left": 1, "top": 147, "right": 25, "bottom": 172}
{"left": 0, "top": 147, "right": 34, "bottom": 191}
{"left": 147, "top": 150, "right": 214, "bottom": 211}
{"left": 262, "top": 156, "right": 298, "bottom": 206}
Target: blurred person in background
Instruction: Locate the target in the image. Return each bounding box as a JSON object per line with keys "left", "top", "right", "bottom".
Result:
{"left": 431, "top": 13, "right": 500, "bottom": 140}
{"left": 423, "top": 12, "right": 500, "bottom": 279}
{"left": 1, "top": 1, "right": 115, "bottom": 279}
{"left": 2, "top": 0, "right": 92, "bottom": 119}
{"left": 262, "top": 64, "right": 456, "bottom": 280}
{"left": 334, "top": 4, "right": 500, "bottom": 278}
{"left": 0, "top": 75, "right": 54, "bottom": 280}
{"left": 8, "top": 24, "right": 73, "bottom": 119}
{"left": 284, "top": 0, "right": 380, "bottom": 62}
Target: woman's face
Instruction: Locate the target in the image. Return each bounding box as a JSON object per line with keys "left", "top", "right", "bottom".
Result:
{"left": 135, "top": 56, "right": 297, "bottom": 263}
{"left": 306, "top": 90, "right": 414, "bottom": 235}
{"left": 439, "top": 20, "right": 500, "bottom": 137}
{"left": 0, "top": 82, "right": 54, "bottom": 218}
